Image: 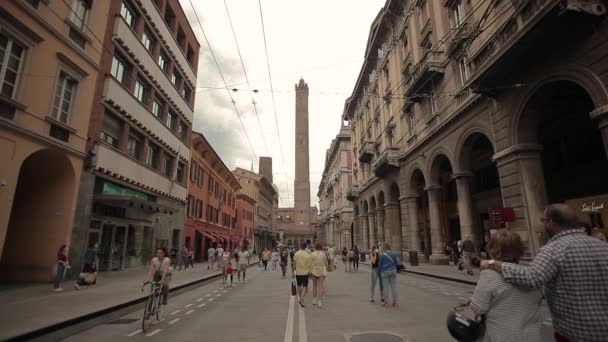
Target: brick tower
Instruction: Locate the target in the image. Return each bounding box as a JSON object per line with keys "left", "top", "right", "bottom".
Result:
{"left": 294, "top": 78, "right": 311, "bottom": 230}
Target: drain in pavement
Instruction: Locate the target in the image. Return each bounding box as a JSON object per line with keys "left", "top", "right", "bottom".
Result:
{"left": 107, "top": 318, "right": 139, "bottom": 324}
{"left": 349, "top": 332, "right": 405, "bottom": 342}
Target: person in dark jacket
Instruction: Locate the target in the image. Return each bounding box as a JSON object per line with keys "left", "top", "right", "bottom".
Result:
{"left": 75, "top": 243, "right": 98, "bottom": 289}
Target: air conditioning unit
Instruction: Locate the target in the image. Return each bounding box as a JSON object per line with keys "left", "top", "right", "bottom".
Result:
{"left": 567, "top": 0, "right": 607, "bottom": 15}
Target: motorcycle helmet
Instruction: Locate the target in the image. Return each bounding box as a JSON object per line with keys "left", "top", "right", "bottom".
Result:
{"left": 447, "top": 308, "right": 484, "bottom": 342}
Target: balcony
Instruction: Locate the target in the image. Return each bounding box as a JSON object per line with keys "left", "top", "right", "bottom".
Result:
{"left": 446, "top": 24, "right": 475, "bottom": 57}
{"left": 94, "top": 144, "right": 187, "bottom": 201}
{"left": 372, "top": 148, "right": 400, "bottom": 178}
{"left": 358, "top": 142, "right": 375, "bottom": 163}
{"left": 112, "top": 17, "right": 193, "bottom": 121}
{"left": 103, "top": 78, "right": 189, "bottom": 161}
{"left": 404, "top": 49, "right": 446, "bottom": 99}
{"left": 346, "top": 185, "right": 360, "bottom": 201}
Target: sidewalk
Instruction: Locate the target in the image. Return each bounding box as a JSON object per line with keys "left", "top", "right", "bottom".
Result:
{"left": 0, "top": 259, "right": 257, "bottom": 340}
{"left": 361, "top": 260, "right": 480, "bottom": 285}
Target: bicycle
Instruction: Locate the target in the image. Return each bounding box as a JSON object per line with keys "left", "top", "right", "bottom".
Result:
{"left": 141, "top": 281, "right": 164, "bottom": 332}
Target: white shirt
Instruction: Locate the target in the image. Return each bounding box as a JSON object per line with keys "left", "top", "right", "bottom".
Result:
{"left": 238, "top": 251, "right": 250, "bottom": 265}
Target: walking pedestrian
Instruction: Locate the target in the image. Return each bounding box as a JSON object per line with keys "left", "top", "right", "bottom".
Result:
{"left": 271, "top": 249, "right": 279, "bottom": 271}
{"left": 207, "top": 245, "right": 216, "bottom": 270}
{"left": 261, "top": 248, "right": 270, "bottom": 271}
{"left": 461, "top": 236, "right": 475, "bottom": 275}
{"left": 378, "top": 243, "right": 399, "bottom": 308}
{"left": 280, "top": 248, "right": 289, "bottom": 278}
{"left": 369, "top": 245, "right": 383, "bottom": 303}
{"left": 293, "top": 243, "right": 312, "bottom": 308}
{"left": 221, "top": 247, "right": 231, "bottom": 285}
{"left": 53, "top": 244, "right": 70, "bottom": 291}
{"left": 352, "top": 245, "right": 360, "bottom": 272}
{"left": 187, "top": 248, "right": 194, "bottom": 269}
{"left": 216, "top": 244, "right": 224, "bottom": 270}
{"left": 348, "top": 248, "right": 355, "bottom": 272}
{"left": 75, "top": 243, "right": 98, "bottom": 290}
{"left": 169, "top": 247, "right": 178, "bottom": 269}
{"left": 482, "top": 204, "right": 608, "bottom": 342}
{"left": 328, "top": 244, "right": 336, "bottom": 270}
{"left": 341, "top": 247, "right": 348, "bottom": 272}
{"left": 181, "top": 245, "right": 189, "bottom": 270}
{"left": 289, "top": 248, "right": 296, "bottom": 276}
{"left": 469, "top": 230, "right": 542, "bottom": 342}
{"left": 237, "top": 247, "right": 250, "bottom": 282}
{"left": 310, "top": 242, "right": 328, "bottom": 308}
{"left": 225, "top": 262, "right": 234, "bottom": 288}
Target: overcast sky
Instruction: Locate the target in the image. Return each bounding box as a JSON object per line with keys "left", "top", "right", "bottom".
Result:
{"left": 180, "top": 0, "right": 386, "bottom": 208}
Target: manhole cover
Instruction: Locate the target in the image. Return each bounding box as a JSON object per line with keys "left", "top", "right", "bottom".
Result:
{"left": 107, "top": 318, "right": 139, "bottom": 324}
{"left": 350, "top": 333, "right": 404, "bottom": 342}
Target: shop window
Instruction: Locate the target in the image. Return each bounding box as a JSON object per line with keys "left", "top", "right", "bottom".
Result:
{"left": 51, "top": 72, "right": 77, "bottom": 124}
{"left": 100, "top": 111, "right": 122, "bottom": 148}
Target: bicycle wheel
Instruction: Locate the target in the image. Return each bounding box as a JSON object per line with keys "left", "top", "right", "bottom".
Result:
{"left": 155, "top": 300, "right": 164, "bottom": 321}
{"left": 142, "top": 295, "right": 154, "bottom": 332}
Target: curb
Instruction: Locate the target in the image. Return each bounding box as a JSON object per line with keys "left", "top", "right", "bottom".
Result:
{"left": 360, "top": 261, "right": 477, "bottom": 286}
{"left": 6, "top": 262, "right": 259, "bottom": 342}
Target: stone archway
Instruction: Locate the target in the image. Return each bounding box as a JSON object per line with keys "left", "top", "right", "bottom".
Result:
{"left": 428, "top": 154, "right": 456, "bottom": 264}
{"left": 1, "top": 149, "right": 76, "bottom": 282}
{"left": 406, "top": 168, "right": 431, "bottom": 260}
{"left": 388, "top": 182, "right": 404, "bottom": 258}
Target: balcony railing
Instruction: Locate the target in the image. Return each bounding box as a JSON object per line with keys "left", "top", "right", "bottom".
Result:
{"left": 372, "top": 147, "right": 400, "bottom": 178}
{"left": 446, "top": 24, "right": 475, "bottom": 57}
{"left": 345, "top": 185, "right": 360, "bottom": 201}
{"left": 404, "top": 49, "right": 446, "bottom": 99}
{"left": 358, "top": 141, "right": 375, "bottom": 163}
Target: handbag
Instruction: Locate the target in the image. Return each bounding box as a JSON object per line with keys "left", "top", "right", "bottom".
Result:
{"left": 79, "top": 272, "right": 97, "bottom": 285}
{"left": 291, "top": 277, "right": 297, "bottom": 296}
{"left": 382, "top": 252, "right": 405, "bottom": 272}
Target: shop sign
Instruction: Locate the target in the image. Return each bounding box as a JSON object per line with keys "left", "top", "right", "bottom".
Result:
{"left": 102, "top": 181, "right": 149, "bottom": 200}
{"left": 581, "top": 202, "right": 605, "bottom": 212}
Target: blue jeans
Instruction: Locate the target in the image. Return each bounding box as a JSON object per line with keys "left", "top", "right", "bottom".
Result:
{"left": 371, "top": 267, "right": 383, "bottom": 299}
{"left": 381, "top": 269, "right": 398, "bottom": 303}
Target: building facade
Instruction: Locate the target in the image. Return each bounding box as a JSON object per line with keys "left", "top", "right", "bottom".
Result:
{"left": 69, "top": 0, "right": 200, "bottom": 274}
{"left": 343, "top": 0, "right": 608, "bottom": 264}
{"left": 235, "top": 192, "right": 256, "bottom": 250}
{"left": 318, "top": 124, "right": 354, "bottom": 250}
{"left": 233, "top": 162, "right": 277, "bottom": 252}
{"left": 0, "top": 0, "right": 111, "bottom": 281}
{"left": 185, "top": 132, "right": 240, "bottom": 261}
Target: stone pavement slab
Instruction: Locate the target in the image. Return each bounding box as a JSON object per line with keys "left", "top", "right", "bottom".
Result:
{"left": 0, "top": 260, "right": 257, "bottom": 340}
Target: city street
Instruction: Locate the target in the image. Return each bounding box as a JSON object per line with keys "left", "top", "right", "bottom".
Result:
{"left": 64, "top": 262, "right": 556, "bottom": 342}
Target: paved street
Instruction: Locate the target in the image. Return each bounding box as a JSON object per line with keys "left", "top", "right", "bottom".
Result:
{"left": 64, "top": 262, "right": 556, "bottom": 342}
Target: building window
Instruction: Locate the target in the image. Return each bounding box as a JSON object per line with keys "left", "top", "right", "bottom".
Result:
{"left": 164, "top": 5, "right": 176, "bottom": 31}
{"left": 126, "top": 132, "right": 141, "bottom": 159}
{"left": 197, "top": 167, "right": 203, "bottom": 187}
{"left": 177, "top": 162, "right": 185, "bottom": 183}
{"left": 451, "top": 2, "right": 465, "bottom": 28}
{"left": 187, "top": 195, "right": 194, "bottom": 216}
{"left": 187, "top": 46, "right": 195, "bottom": 66}
{"left": 100, "top": 111, "right": 121, "bottom": 148}
{"left": 134, "top": 78, "right": 148, "bottom": 104}
{"left": 458, "top": 56, "right": 470, "bottom": 87}
{"left": 69, "top": 0, "right": 91, "bottom": 31}
{"left": 111, "top": 54, "right": 128, "bottom": 85}
{"left": 167, "top": 111, "right": 176, "bottom": 130}
{"left": 141, "top": 28, "right": 155, "bottom": 53}
{"left": 190, "top": 161, "right": 197, "bottom": 182}
{"left": 183, "top": 85, "right": 192, "bottom": 103}
{"left": 406, "top": 111, "right": 415, "bottom": 135}
{"left": 208, "top": 177, "right": 214, "bottom": 194}
{"left": 152, "top": 98, "right": 162, "bottom": 118}
{"left": 121, "top": 0, "right": 137, "bottom": 29}
{"left": 171, "top": 72, "right": 181, "bottom": 89}
{"left": 162, "top": 153, "right": 173, "bottom": 177}
{"left": 26, "top": 0, "right": 41, "bottom": 8}
{"left": 51, "top": 72, "right": 77, "bottom": 124}
{"left": 158, "top": 52, "right": 168, "bottom": 73}
{"left": 146, "top": 143, "right": 158, "bottom": 168}
{"left": 0, "top": 34, "right": 25, "bottom": 99}
{"left": 178, "top": 122, "right": 187, "bottom": 141}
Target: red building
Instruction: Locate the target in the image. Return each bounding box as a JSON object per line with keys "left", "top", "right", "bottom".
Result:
{"left": 185, "top": 132, "right": 241, "bottom": 261}
{"left": 235, "top": 193, "right": 256, "bottom": 250}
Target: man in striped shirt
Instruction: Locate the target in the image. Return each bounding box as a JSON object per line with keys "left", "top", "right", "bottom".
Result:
{"left": 482, "top": 204, "right": 608, "bottom": 342}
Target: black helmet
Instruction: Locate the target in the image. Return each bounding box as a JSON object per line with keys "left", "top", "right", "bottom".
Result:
{"left": 446, "top": 308, "right": 484, "bottom": 342}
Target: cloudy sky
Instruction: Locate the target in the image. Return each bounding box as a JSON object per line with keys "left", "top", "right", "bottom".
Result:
{"left": 181, "top": 0, "right": 386, "bottom": 207}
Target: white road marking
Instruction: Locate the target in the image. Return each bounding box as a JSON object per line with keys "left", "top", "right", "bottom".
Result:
{"left": 208, "top": 298, "right": 215, "bottom": 302}
{"left": 198, "top": 303, "right": 206, "bottom": 308}
{"left": 442, "top": 292, "right": 451, "bottom": 296}
{"left": 216, "top": 293, "right": 222, "bottom": 297}
{"left": 170, "top": 310, "right": 181, "bottom": 315}
{"left": 298, "top": 305, "right": 308, "bottom": 342}
{"left": 168, "top": 318, "right": 180, "bottom": 325}
{"left": 145, "top": 329, "right": 162, "bottom": 337}
{"left": 185, "top": 303, "right": 193, "bottom": 308}
{"left": 546, "top": 317, "right": 552, "bottom": 321}
{"left": 196, "top": 298, "right": 204, "bottom": 302}
{"left": 452, "top": 293, "right": 462, "bottom": 296}
{"left": 213, "top": 290, "right": 218, "bottom": 293}
{"left": 283, "top": 295, "right": 295, "bottom": 342}
{"left": 458, "top": 297, "right": 468, "bottom": 301}
{"left": 205, "top": 294, "right": 212, "bottom": 297}
{"left": 223, "top": 290, "right": 228, "bottom": 293}
{"left": 430, "top": 289, "right": 439, "bottom": 292}
{"left": 185, "top": 309, "right": 195, "bottom": 315}
{"left": 127, "top": 329, "right": 142, "bottom": 337}
{"left": 543, "top": 322, "right": 553, "bottom": 326}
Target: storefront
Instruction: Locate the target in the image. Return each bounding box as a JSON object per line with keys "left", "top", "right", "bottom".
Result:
{"left": 567, "top": 195, "right": 608, "bottom": 236}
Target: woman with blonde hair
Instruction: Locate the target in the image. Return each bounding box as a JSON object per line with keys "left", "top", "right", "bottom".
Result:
{"left": 310, "top": 241, "right": 329, "bottom": 308}
{"left": 469, "top": 230, "right": 542, "bottom": 342}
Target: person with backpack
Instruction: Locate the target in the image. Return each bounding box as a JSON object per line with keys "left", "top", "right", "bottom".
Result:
{"left": 378, "top": 243, "right": 400, "bottom": 308}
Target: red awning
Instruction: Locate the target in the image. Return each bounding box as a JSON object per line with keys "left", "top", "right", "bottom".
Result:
{"left": 200, "top": 231, "right": 216, "bottom": 241}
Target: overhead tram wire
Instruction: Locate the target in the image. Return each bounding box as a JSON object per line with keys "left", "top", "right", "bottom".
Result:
{"left": 187, "top": 0, "right": 258, "bottom": 162}
{"left": 258, "top": 0, "right": 291, "bottom": 207}
{"left": 223, "top": 0, "right": 270, "bottom": 156}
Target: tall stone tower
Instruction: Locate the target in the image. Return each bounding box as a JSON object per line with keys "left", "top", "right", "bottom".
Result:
{"left": 294, "top": 78, "right": 311, "bottom": 229}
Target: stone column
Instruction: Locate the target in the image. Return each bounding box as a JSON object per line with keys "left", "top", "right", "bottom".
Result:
{"left": 368, "top": 212, "right": 377, "bottom": 247}
{"left": 385, "top": 202, "right": 402, "bottom": 255}
{"left": 352, "top": 217, "right": 359, "bottom": 248}
{"left": 426, "top": 185, "right": 449, "bottom": 264}
{"left": 376, "top": 208, "right": 385, "bottom": 243}
{"left": 590, "top": 106, "right": 608, "bottom": 159}
{"left": 405, "top": 196, "right": 420, "bottom": 253}
{"left": 453, "top": 172, "right": 475, "bottom": 241}
{"left": 360, "top": 215, "right": 369, "bottom": 250}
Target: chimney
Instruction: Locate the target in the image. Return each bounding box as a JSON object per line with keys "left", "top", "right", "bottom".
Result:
{"left": 259, "top": 156, "right": 273, "bottom": 184}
